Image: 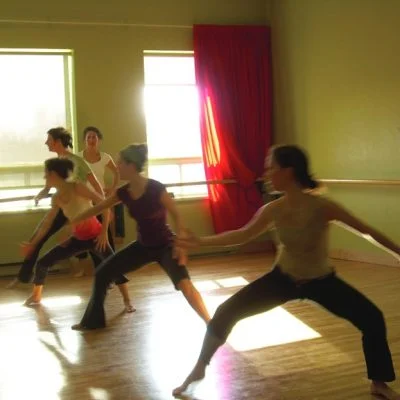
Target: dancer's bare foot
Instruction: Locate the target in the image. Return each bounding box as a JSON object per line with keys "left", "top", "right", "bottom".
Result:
{"left": 125, "top": 302, "right": 136, "bottom": 313}
{"left": 172, "top": 362, "right": 206, "bottom": 396}
{"left": 24, "top": 294, "right": 41, "bottom": 306}
{"left": 371, "top": 381, "right": 400, "bottom": 400}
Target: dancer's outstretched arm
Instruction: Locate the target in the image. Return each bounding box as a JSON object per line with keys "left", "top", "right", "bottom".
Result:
{"left": 34, "top": 185, "right": 51, "bottom": 206}
{"left": 71, "top": 193, "right": 120, "bottom": 225}
{"left": 21, "top": 197, "right": 60, "bottom": 257}
{"left": 176, "top": 200, "right": 277, "bottom": 249}
{"left": 325, "top": 199, "right": 400, "bottom": 261}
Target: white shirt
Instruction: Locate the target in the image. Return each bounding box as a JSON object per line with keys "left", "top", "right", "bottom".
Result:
{"left": 78, "top": 151, "right": 112, "bottom": 189}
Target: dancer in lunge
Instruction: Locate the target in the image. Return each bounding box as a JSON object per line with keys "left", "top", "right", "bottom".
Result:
{"left": 70, "top": 144, "right": 210, "bottom": 330}
{"left": 22, "top": 157, "right": 134, "bottom": 312}
{"left": 7, "top": 127, "right": 103, "bottom": 288}
{"left": 172, "top": 145, "right": 400, "bottom": 400}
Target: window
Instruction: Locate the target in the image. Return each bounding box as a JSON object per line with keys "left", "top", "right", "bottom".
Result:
{"left": 0, "top": 49, "right": 75, "bottom": 210}
{"left": 143, "top": 53, "right": 207, "bottom": 198}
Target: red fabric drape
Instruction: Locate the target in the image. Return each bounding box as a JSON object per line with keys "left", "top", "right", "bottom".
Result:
{"left": 194, "top": 25, "right": 273, "bottom": 233}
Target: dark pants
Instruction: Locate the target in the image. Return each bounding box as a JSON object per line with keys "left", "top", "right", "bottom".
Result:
{"left": 78, "top": 241, "right": 190, "bottom": 329}
{"left": 18, "top": 209, "right": 67, "bottom": 283}
{"left": 206, "top": 266, "right": 395, "bottom": 382}
{"left": 34, "top": 236, "right": 129, "bottom": 286}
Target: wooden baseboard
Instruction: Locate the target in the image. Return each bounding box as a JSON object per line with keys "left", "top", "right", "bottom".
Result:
{"left": 330, "top": 248, "right": 399, "bottom": 267}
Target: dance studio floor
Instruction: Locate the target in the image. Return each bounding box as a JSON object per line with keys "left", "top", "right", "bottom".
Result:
{"left": 1, "top": 252, "right": 400, "bottom": 400}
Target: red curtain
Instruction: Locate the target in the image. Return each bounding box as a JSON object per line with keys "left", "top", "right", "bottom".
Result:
{"left": 194, "top": 25, "right": 273, "bottom": 233}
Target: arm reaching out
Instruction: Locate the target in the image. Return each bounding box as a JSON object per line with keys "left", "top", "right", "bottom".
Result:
{"left": 70, "top": 192, "right": 120, "bottom": 225}
{"left": 34, "top": 186, "right": 51, "bottom": 206}
{"left": 21, "top": 196, "right": 60, "bottom": 257}
{"left": 324, "top": 199, "right": 400, "bottom": 261}
{"left": 175, "top": 201, "right": 276, "bottom": 250}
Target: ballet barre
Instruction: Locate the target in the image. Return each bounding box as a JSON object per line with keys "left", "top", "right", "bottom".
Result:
{"left": 319, "top": 179, "right": 400, "bottom": 186}
{"left": 0, "top": 194, "right": 52, "bottom": 203}
{"left": 0, "top": 178, "right": 399, "bottom": 204}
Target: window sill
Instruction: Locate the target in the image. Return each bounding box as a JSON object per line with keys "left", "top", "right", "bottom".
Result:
{"left": 169, "top": 193, "right": 208, "bottom": 202}
{"left": 0, "top": 204, "right": 51, "bottom": 215}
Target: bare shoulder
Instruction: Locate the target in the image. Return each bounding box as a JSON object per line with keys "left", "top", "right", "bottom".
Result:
{"left": 266, "top": 196, "right": 284, "bottom": 212}
{"left": 314, "top": 195, "right": 347, "bottom": 221}
{"left": 258, "top": 196, "right": 283, "bottom": 219}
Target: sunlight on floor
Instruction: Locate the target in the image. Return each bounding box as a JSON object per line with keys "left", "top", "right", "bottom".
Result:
{"left": 205, "top": 295, "right": 321, "bottom": 351}
{"left": 193, "top": 276, "right": 249, "bottom": 292}
{"left": 193, "top": 280, "right": 220, "bottom": 291}
{"left": 216, "top": 276, "right": 249, "bottom": 288}
{"left": 146, "top": 290, "right": 322, "bottom": 398}
{"left": 89, "top": 388, "right": 110, "bottom": 400}
{"left": 0, "top": 295, "right": 86, "bottom": 399}
{"left": 0, "top": 295, "right": 82, "bottom": 317}
{"left": 41, "top": 295, "right": 82, "bottom": 308}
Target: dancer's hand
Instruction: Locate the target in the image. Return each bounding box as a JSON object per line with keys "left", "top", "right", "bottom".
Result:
{"left": 95, "top": 231, "right": 109, "bottom": 252}
{"left": 34, "top": 187, "right": 50, "bottom": 206}
{"left": 20, "top": 241, "right": 35, "bottom": 257}
{"left": 172, "top": 246, "right": 188, "bottom": 264}
{"left": 174, "top": 230, "right": 201, "bottom": 250}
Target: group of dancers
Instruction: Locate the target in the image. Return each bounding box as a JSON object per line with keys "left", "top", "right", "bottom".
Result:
{"left": 6, "top": 126, "right": 400, "bottom": 399}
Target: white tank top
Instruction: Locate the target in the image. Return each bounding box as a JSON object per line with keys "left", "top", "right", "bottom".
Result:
{"left": 272, "top": 195, "right": 333, "bottom": 280}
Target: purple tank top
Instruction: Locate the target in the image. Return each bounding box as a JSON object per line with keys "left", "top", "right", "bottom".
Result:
{"left": 116, "top": 179, "right": 173, "bottom": 246}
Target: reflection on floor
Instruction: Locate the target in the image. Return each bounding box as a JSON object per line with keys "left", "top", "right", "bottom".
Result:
{"left": 0, "top": 252, "right": 399, "bottom": 400}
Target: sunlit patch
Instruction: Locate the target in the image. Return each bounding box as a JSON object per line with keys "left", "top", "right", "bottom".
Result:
{"left": 193, "top": 280, "right": 220, "bottom": 291}
{"left": 40, "top": 295, "right": 82, "bottom": 308}
{"left": 193, "top": 276, "right": 249, "bottom": 292}
{"left": 205, "top": 295, "right": 320, "bottom": 351}
{"left": 216, "top": 276, "right": 249, "bottom": 288}
{"left": 89, "top": 388, "right": 110, "bottom": 400}
{"left": 0, "top": 331, "right": 65, "bottom": 399}
{"left": 0, "top": 296, "right": 82, "bottom": 318}
{"left": 0, "top": 301, "right": 31, "bottom": 317}
{"left": 38, "top": 332, "right": 80, "bottom": 364}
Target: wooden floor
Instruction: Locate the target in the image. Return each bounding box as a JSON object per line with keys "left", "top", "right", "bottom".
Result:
{"left": 1, "top": 252, "right": 400, "bottom": 400}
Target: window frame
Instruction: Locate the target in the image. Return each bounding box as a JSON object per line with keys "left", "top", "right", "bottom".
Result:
{"left": 143, "top": 51, "right": 208, "bottom": 200}
{"left": 0, "top": 49, "right": 77, "bottom": 212}
{"left": 0, "top": 49, "right": 77, "bottom": 191}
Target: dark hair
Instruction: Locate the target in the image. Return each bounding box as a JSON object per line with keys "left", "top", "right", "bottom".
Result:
{"left": 47, "top": 127, "right": 73, "bottom": 149}
{"left": 83, "top": 126, "right": 103, "bottom": 140}
{"left": 271, "top": 145, "right": 319, "bottom": 189}
{"left": 44, "top": 158, "right": 74, "bottom": 180}
{"left": 120, "top": 144, "right": 148, "bottom": 173}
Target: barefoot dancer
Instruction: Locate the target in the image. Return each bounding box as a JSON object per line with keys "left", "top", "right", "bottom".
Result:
{"left": 70, "top": 144, "right": 210, "bottom": 330}
{"left": 22, "top": 158, "right": 134, "bottom": 312}
{"left": 8, "top": 127, "right": 104, "bottom": 288}
{"left": 173, "top": 145, "right": 400, "bottom": 400}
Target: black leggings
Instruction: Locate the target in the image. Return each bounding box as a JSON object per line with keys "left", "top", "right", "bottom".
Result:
{"left": 34, "top": 236, "right": 129, "bottom": 286}
{"left": 78, "top": 241, "right": 190, "bottom": 329}
{"left": 18, "top": 209, "right": 67, "bottom": 283}
{"left": 205, "top": 266, "right": 395, "bottom": 382}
